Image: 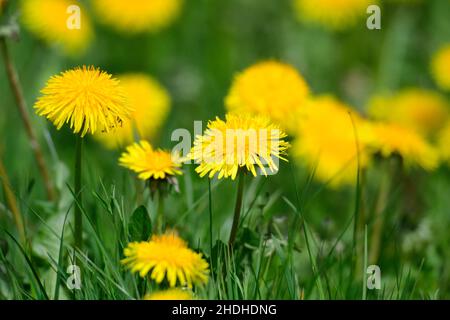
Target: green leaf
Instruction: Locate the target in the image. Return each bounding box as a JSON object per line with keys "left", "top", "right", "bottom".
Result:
{"left": 128, "top": 206, "right": 152, "bottom": 242}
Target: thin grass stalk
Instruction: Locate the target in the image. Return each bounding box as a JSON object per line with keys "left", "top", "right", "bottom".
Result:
{"left": 362, "top": 224, "right": 368, "bottom": 300}
{"left": 0, "top": 38, "right": 55, "bottom": 201}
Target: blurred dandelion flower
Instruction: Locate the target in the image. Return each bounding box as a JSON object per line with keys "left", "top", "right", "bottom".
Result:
{"left": 20, "top": 0, "right": 93, "bottom": 54}
{"left": 95, "top": 74, "right": 171, "bottom": 149}
{"left": 293, "top": 96, "right": 373, "bottom": 187}
{"left": 144, "top": 288, "right": 194, "bottom": 300}
{"left": 225, "top": 61, "right": 309, "bottom": 133}
{"left": 431, "top": 44, "right": 450, "bottom": 91}
{"left": 370, "top": 123, "right": 438, "bottom": 171}
{"left": 190, "top": 113, "right": 290, "bottom": 180}
{"left": 119, "top": 140, "right": 182, "bottom": 180}
{"left": 122, "top": 231, "right": 209, "bottom": 288}
{"left": 293, "top": 0, "right": 374, "bottom": 30}
{"left": 368, "top": 89, "right": 449, "bottom": 137}
{"left": 438, "top": 123, "right": 450, "bottom": 165}
{"left": 34, "top": 66, "right": 131, "bottom": 137}
{"left": 92, "top": 0, "right": 183, "bottom": 34}
{"left": 0, "top": 0, "right": 6, "bottom": 15}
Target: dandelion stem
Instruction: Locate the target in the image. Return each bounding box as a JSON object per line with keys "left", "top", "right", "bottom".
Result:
{"left": 0, "top": 38, "right": 55, "bottom": 201}
{"left": 74, "top": 135, "right": 83, "bottom": 252}
{"left": 228, "top": 171, "right": 245, "bottom": 247}
{"left": 156, "top": 189, "right": 165, "bottom": 233}
{"left": 369, "top": 159, "right": 393, "bottom": 264}
{"left": 208, "top": 178, "right": 213, "bottom": 257}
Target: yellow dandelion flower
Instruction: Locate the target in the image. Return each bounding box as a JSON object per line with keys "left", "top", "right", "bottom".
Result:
{"left": 95, "top": 74, "right": 171, "bottom": 149}
{"left": 190, "top": 113, "right": 290, "bottom": 180}
{"left": 367, "top": 89, "right": 449, "bottom": 137}
{"left": 92, "top": 0, "right": 183, "bottom": 34}
{"left": 293, "top": 96, "right": 373, "bottom": 187}
{"left": 20, "top": 0, "right": 93, "bottom": 54}
{"left": 119, "top": 140, "right": 182, "bottom": 180}
{"left": 431, "top": 44, "right": 450, "bottom": 91}
{"left": 438, "top": 123, "right": 450, "bottom": 165}
{"left": 122, "top": 231, "right": 209, "bottom": 288}
{"left": 34, "top": 66, "right": 131, "bottom": 137}
{"left": 144, "top": 288, "right": 194, "bottom": 300}
{"left": 370, "top": 123, "right": 438, "bottom": 171}
{"left": 225, "top": 61, "right": 309, "bottom": 133}
{"left": 293, "top": 0, "right": 375, "bottom": 30}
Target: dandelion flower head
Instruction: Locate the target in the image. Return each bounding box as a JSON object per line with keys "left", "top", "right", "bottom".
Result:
{"left": 21, "top": 0, "right": 93, "bottom": 54}
{"left": 293, "top": 0, "right": 375, "bottom": 30}
{"left": 190, "top": 113, "right": 290, "bottom": 180}
{"left": 92, "top": 0, "right": 183, "bottom": 34}
{"left": 119, "top": 140, "right": 182, "bottom": 180}
{"left": 431, "top": 44, "right": 450, "bottom": 91}
{"left": 225, "top": 61, "right": 309, "bottom": 133}
{"left": 437, "top": 123, "right": 450, "bottom": 165}
{"left": 34, "top": 66, "right": 131, "bottom": 137}
{"left": 144, "top": 289, "right": 194, "bottom": 300}
{"left": 368, "top": 89, "right": 449, "bottom": 137}
{"left": 122, "top": 231, "right": 209, "bottom": 288}
{"left": 95, "top": 74, "right": 171, "bottom": 149}
{"left": 293, "top": 95, "right": 374, "bottom": 187}
{"left": 370, "top": 123, "right": 439, "bottom": 171}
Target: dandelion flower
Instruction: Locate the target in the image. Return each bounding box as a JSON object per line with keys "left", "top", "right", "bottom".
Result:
{"left": 370, "top": 123, "right": 438, "bottom": 171}
{"left": 144, "top": 288, "right": 194, "bottom": 300}
{"left": 293, "top": 96, "right": 373, "bottom": 187}
{"left": 20, "top": 0, "right": 93, "bottom": 54}
{"left": 34, "top": 66, "right": 131, "bottom": 137}
{"left": 368, "top": 89, "right": 449, "bottom": 137}
{"left": 95, "top": 74, "right": 171, "bottom": 149}
{"left": 438, "top": 123, "right": 450, "bottom": 165}
{"left": 122, "top": 231, "right": 209, "bottom": 288}
{"left": 225, "top": 61, "right": 309, "bottom": 133}
{"left": 431, "top": 44, "right": 450, "bottom": 91}
{"left": 0, "top": 0, "right": 7, "bottom": 15}
{"left": 293, "top": 0, "right": 374, "bottom": 30}
{"left": 92, "top": 0, "right": 183, "bottom": 34}
{"left": 190, "top": 113, "right": 290, "bottom": 180}
{"left": 119, "top": 140, "right": 182, "bottom": 180}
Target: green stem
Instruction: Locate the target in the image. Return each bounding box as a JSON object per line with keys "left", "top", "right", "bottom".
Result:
{"left": 156, "top": 190, "right": 165, "bottom": 233}
{"left": 228, "top": 171, "right": 245, "bottom": 247}
{"left": 74, "top": 135, "right": 83, "bottom": 252}
{"left": 369, "top": 159, "right": 392, "bottom": 264}
{"left": 355, "top": 169, "right": 367, "bottom": 279}
{"left": 208, "top": 178, "right": 213, "bottom": 257}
